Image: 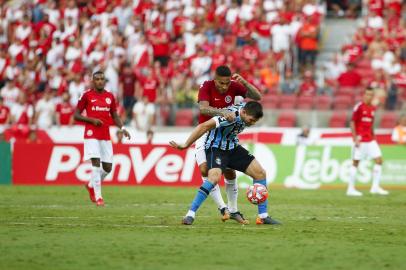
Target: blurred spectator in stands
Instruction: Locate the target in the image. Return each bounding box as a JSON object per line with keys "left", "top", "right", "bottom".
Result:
{"left": 10, "top": 92, "right": 33, "bottom": 137}
{"left": 337, "top": 63, "right": 363, "bottom": 87}
{"left": 368, "top": 68, "right": 388, "bottom": 106}
{"left": 132, "top": 96, "right": 155, "bottom": 132}
{"left": 254, "top": 12, "right": 271, "bottom": 53}
{"left": 119, "top": 63, "right": 138, "bottom": 119}
{"left": 35, "top": 89, "right": 55, "bottom": 129}
{"left": 147, "top": 129, "right": 154, "bottom": 144}
{"left": 147, "top": 23, "right": 170, "bottom": 67}
{"left": 115, "top": 129, "right": 124, "bottom": 144}
{"left": 56, "top": 92, "right": 74, "bottom": 126}
{"left": 280, "top": 70, "right": 299, "bottom": 95}
{"left": 324, "top": 53, "right": 346, "bottom": 83}
{"left": 297, "top": 15, "right": 319, "bottom": 70}
{"left": 68, "top": 74, "right": 86, "bottom": 106}
{"left": 386, "top": 78, "right": 399, "bottom": 110}
{"left": 298, "top": 70, "right": 318, "bottom": 96}
{"left": 0, "top": 80, "right": 20, "bottom": 108}
{"left": 391, "top": 114, "right": 406, "bottom": 145}
{"left": 137, "top": 68, "right": 161, "bottom": 104}
{"left": 26, "top": 129, "right": 42, "bottom": 143}
{"left": 0, "top": 96, "right": 10, "bottom": 138}
{"left": 114, "top": 0, "right": 133, "bottom": 33}
{"left": 297, "top": 126, "right": 314, "bottom": 146}
{"left": 191, "top": 47, "right": 212, "bottom": 85}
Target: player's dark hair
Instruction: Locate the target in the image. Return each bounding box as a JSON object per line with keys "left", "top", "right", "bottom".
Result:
{"left": 92, "top": 70, "right": 104, "bottom": 78}
{"left": 215, "top": 65, "right": 231, "bottom": 77}
{"left": 244, "top": 101, "right": 263, "bottom": 119}
{"left": 366, "top": 86, "right": 374, "bottom": 92}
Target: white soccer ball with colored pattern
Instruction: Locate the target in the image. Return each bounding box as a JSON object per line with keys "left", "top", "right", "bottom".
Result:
{"left": 246, "top": 184, "right": 268, "bottom": 205}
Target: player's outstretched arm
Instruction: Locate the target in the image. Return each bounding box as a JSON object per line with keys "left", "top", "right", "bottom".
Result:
{"left": 74, "top": 108, "right": 103, "bottom": 126}
{"left": 170, "top": 119, "right": 216, "bottom": 150}
{"left": 199, "top": 101, "right": 236, "bottom": 122}
{"left": 111, "top": 111, "right": 131, "bottom": 139}
{"left": 232, "top": 73, "right": 262, "bottom": 101}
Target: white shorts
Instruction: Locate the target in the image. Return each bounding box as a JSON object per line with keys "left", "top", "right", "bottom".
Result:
{"left": 195, "top": 132, "right": 208, "bottom": 166}
{"left": 84, "top": 139, "right": 113, "bottom": 163}
{"left": 351, "top": 140, "right": 382, "bottom": 161}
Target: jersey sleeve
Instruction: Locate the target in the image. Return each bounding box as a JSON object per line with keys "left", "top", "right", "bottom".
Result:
{"left": 198, "top": 81, "right": 210, "bottom": 102}
{"left": 351, "top": 103, "right": 361, "bottom": 122}
{"left": 76, "top": 92, "right": 87, "bottom": 112}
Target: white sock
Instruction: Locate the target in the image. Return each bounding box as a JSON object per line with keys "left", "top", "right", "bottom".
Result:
{"left": 91, "top": 166, "right": 102, "bottom": 200}
{"left": 100, "top": 168, "right": 109, "bottom": 180}
{"left": 203, "top": 177, "right": 226, "bottom": 210}
{"left": 186, "top": 210, "right": 195, "bottom": 218}
{"left": 259, "top": 213, "right": 269, "bottom": 219}
{"left": 371, "top": 164, "right": 382, "bottom": 190}
{"left": 348, "top": 165, "right": 357, "bottom": 190}
{"left": 225, "top": 178, "right": 238, "bottom": 213}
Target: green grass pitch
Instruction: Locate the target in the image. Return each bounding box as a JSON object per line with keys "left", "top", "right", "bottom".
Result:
{"left": 0, "top": 186, "right": 405, "bottom": 270}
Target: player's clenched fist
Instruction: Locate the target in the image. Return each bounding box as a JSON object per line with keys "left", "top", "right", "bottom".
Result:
{"left": 91, "top": 119, "right": 103, "bottom": 126}
{"left": 169, "top": 141, "right": 187, "bottom": 150}
{"left": 231, "top": 73, "right": 247, "bottom": 85}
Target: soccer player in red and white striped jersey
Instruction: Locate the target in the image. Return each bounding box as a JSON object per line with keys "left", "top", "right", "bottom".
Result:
{"left": 74, "top": 71, "right": 131, "bottom": 206}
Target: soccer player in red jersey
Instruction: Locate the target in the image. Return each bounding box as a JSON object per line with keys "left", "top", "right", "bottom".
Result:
{"left": 347, "top": 87, "right": 388, "bottom": 196}
{"left": 196, "top": 65, "right": 262, "bottom": 224}
{"left": 74, "top": 71, "right": 131, "bottom": 206}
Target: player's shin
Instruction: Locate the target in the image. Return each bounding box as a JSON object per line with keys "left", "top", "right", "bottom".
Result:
{"left": 187, "top": 181, "right": 215, "bottom": 218}
{"left": 254, "top": 179, "right": 268, "bottom": 218}
{"left": 100, "top": 169, "right": 109, "bottom": 180}
{"left": 91, "top": 166, "right": 102, "bottom": 200}
{"left": 203, "top": 177, "right": 227, "bottom": 210}
{"left": 371, "top": 164, "right": 382, "bottom": 189}
{"left": 225, "top": 178, "right": 238, "bottom": 213}
{"left": 348, "top": 165, "right": 357, "bottom": 190}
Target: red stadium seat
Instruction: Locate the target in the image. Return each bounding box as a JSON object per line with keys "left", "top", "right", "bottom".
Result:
{"left": 277, "top": 111, "right": 296, "bottom": 127}
{"left": 314, "top": 95, "right": 332, "bottom": 110}
{"left": 262, "top": 94, "right": 279, "bottom": 109}
{"left": 334, "top": 95, "right": 353, "bottom": 110}
{"left": 278, "top": 95, "right": 297, "bottom": 109}
{"left": 175, "top": 109, "right": 195, "bottom": 126}
{"left": 297, "top": 96, "right": 314, "bottom": 110}
{"left": 329, "top": 112, "right": 348, "bottom": 127}
{"left": 379, "top": 112, "right": 398, "bottom": 128}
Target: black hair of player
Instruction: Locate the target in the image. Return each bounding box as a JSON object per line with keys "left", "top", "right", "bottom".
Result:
{"left": 215, "top": 65, "right": 231, "bottom": 77}
{"left": 244, "top": 101, "right": 263, "bottom": 119}
{"left": 365, "top": 86, "right": 374, "bottom": 92}
{"left": 92, "top": 70, "right": 105, "bottom": 78}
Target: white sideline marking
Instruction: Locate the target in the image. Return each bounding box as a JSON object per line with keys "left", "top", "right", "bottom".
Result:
{"left": 3, "top": 222, "right": 270, "bottom": 230}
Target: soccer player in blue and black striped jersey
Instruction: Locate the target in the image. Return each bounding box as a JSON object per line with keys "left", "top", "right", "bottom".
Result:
{"left": 170, "top": 101, "right": 281, "bottom": 225}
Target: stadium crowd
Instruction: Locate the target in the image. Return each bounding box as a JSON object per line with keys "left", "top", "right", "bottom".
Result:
{"left": 0, "top": 0, "right": 404, "bottom": 139}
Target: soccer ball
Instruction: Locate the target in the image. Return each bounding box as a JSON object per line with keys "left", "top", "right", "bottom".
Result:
{"left": 246, "top": 184, "right": 268, "bottom": 205}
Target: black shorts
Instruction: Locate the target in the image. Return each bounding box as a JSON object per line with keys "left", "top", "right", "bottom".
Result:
{"left": 205, "top": 145, "right": 255, "bottom": 173}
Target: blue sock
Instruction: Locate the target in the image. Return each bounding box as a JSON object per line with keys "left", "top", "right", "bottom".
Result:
{"left": 190, "top": 181, "right": 215, "bottom": 212}
{"left": 254, "top": 179, "right": 268, "bottom": 216}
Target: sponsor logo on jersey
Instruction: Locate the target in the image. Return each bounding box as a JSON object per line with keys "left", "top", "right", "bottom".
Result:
{"left": 225, "top": 95, "right": 232, "bottom": 103}
{"left": 91, "top": 99, "right": 97, "bottom": 103}
{"left": 361, "top": 117, "right": 372, "bottom": 122}
{"left": 215, "top": 157, "right": 221, "bottom": 165}
{"left": 91, "top": 106, "right": 110, "bottom": 112}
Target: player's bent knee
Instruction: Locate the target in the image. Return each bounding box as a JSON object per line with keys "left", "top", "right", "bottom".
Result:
{"left": 102, "top": 163, "right": 112, "bottom": 173}
{"left": 224, "top": 169, "right": 236, "bottom": 180}
{"left": 199, "top": 163, "right": 208, "bottom": 177}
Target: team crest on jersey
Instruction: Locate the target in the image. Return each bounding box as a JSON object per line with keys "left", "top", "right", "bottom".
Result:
{"left": 87, "top": 130, "right": 93, "bottom": 136}
{"left": 105, "top": 97, "right": 111, "bottom": 104}
{"left": 215, "top": 157, "right": 222, "bottom": 165}
{"left": 225, "top": 95, "right": 232, "bottom": 103}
